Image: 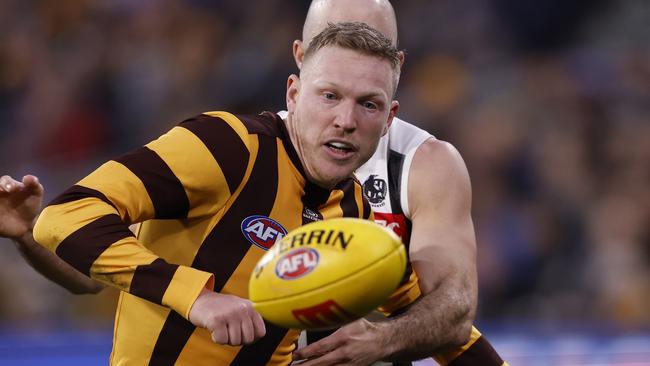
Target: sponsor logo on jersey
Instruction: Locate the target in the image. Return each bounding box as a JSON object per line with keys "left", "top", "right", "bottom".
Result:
{"left": 363, "top": 175, "right": 387, "bottom": 205}
{"left": 292, "top": 299, "right": 355, "bottom": 328}
{"left": 302, "top": 207, "right": 322, "bottom": 223}
{"left": 241, "top": 215, "right": 287, "bottom": 250}
{"left": 374, "top": 212, "right": 408, "bottom": 240}
{"left": 275, "top": 248, "right": 319, "bottom": 280}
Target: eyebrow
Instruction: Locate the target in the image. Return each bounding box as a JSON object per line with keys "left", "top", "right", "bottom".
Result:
{"left": 316, "top": 81, "right": 388, "bottom": 101}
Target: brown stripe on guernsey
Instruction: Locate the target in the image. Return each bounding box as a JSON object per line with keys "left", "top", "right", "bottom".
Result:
{"left": 147, "top": 312, "right": 194, "bottom": 366}
{"left": 115, "top": 146, "right": 190, "bottom": 219}
{"left": 129, "top": 258, "right": 180, "bottom": 305}
{"left": 55, "top": 214, "right": 135, "bottom": 276}
{"left": 179, "top": 114, "right": 249, "bottom": 194}
{"left": 230, "top": 323, "right": 289, "bottom": 366}
{"left": 335, "top": 179, "right": 360, "bottom": 218}
{"left": 447, "top": 336, "right": 504, "bottom": 366}
{"left": 302, "top": 181, "right": 331, "bottom": 225}
{"left": 48, "top": 185, "right": 119, "bottom": 212}
{"left": 238, "top": 112, "right": 284, "bottom": 137}
{"left": 149, "top": 133, "right": 284, "bottom": 365}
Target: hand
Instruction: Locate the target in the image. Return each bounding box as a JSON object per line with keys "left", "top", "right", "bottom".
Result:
{"left": 188, "top": 288, "right": 266, "bottom": 346}
{"left": 292, "top": 319, "right": 388, "bottom": 366}
{"left": 0, "top": 175, "right": 44, "bottom": 239}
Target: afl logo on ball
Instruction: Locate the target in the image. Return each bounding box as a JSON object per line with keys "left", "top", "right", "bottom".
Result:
{"left": 241, "top": 215, "right": 287, "bottom": 250}
{"left": 276, "top": 248, "right": 320, "bottom": 280}
{"left": 363, "top": 175, "right": 387, "bottom": 204}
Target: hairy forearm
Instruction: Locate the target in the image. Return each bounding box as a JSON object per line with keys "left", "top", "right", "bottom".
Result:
{"left": 13, "top": 230, "right": 104, "bottom": 294}
{"left": 380, "top": 274, "right": 475, "bottom": 361}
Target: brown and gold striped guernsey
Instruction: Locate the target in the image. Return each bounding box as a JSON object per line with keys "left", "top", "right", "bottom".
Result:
{"left": 34, "top": 111, "right": 372, "bottom": 366}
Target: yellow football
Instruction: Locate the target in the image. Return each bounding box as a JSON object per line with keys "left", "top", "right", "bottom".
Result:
{"left": 248, "top": 217, "right": 406, "bottom": 330}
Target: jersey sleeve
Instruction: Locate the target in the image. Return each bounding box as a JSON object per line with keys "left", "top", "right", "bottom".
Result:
{"left": 33, "top": 112, "right": 252, "bottom": 319}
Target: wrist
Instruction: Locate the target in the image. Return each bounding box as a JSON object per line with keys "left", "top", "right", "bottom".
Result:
{"left": 371, "top": 320, "right": 398, "bottom": 360}
{"left": 12, "top": 228, "right": 34, "bottom": 248}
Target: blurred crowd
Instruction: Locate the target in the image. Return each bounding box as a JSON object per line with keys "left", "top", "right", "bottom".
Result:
{"left": 0, "top": 0, "right": 648, "bottom": 331}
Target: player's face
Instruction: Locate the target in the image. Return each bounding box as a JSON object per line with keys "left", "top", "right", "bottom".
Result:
{"left": 286, "top": 46, "right": 398, "bottom": 189}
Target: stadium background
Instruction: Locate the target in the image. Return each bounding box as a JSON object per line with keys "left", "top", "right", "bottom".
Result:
{"left": 0, "top": 0, "right": 648, "bottom": 364}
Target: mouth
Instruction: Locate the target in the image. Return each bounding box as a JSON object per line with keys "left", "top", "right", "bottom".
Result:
{"left": 324, "top": 140, "right": 357, "bottom": 159}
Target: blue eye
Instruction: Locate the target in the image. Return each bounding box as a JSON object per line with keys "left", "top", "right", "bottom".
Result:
{"left": 363, "top": 101, "right": 378, "bottom": 110}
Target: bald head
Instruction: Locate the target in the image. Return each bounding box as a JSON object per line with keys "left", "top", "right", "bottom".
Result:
{"left": 303, "top": 0, "right": 398, "bottom": 46}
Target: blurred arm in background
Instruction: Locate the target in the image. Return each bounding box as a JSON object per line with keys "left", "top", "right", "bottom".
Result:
{"left": 0, "top": 174, "right": 104, "bottom": 294}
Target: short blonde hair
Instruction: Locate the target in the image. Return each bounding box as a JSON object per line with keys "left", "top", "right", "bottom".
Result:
{"left": 304, "top": 22, "right": 401, "bottom": 95}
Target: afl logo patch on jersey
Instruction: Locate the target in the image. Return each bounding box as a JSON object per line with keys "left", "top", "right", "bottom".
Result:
{"left": 241, "top": 215, "right": 288, "bottom": 250}
{"left": 363, "top": 175, "right": 387, "bottom": 205}
{"left": 275, "top": 248, "right": 320, "bottom": 280}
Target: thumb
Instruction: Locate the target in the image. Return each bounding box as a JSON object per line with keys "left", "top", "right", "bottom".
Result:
{"left": 293, "top": 335, "right": 337, "bottom": 361}
{"left": 22, "top": 175, "right": 44, "bottom": 195}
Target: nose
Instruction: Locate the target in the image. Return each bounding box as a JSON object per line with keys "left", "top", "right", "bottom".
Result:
{"left": 333, "top": 101, "right": 357, "bottom": 133}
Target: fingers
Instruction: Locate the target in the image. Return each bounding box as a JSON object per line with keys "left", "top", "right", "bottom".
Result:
{"left": 211, "top": 326, "right": 229, "bottom": 345}
{"left": 228, "top": 322, "right": 242, "bottom": 346}
{"left": 252, "top": 310, "right": 267, "bottom": 339}
{"left": 0, "top": 175, "right": 21, "bottom": 192}
{"left": 240, "top": 314, "right": 255, "bottom": 345}
{"left": 0, "top": 175, "right": 42, "bottom": 195}
{"left": 191, "top": 292, "right": 267, "bottom": 346}
{"left": 293, "top": 335, "right": 337, "bottom": 361}
{"left": 22, "top": 175, "right": 44, "bottom": 194}
{"left": 211, "top": 315, "right": 263, "bottom": 346}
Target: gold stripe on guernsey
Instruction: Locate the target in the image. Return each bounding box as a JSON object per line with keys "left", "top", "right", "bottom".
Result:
{"left": 77, "top": 161, "right": 154, "bottom": 222}
{"left": 90, "top": 237, "right": 159, "bottom": 291}
{"left": 220, "top": 246, "right": 268, "bottom": 298}
{"left": 35, "top": 198, "right": 118, "bottom": 251}
{"left": 146, "top": 126, "right": 232, "bottom": 218}
{"left": 270, "top": 139, "right": 305, "bottom": 231}
{"left": 139, "top": 218, "right": 217, "bottom": 267}
{"left": 204, "top": 111, "right": 253, "bottom": 146}
{"left": 353, "top": 182, "right": 367, "bottom": 218}
{"left": 433, "top": 326, "right": 482, "bottom": 366}
{"left": 266, "top": 329, "right": 302, "bottom": 366}
{"left": 163, "top": 266, "right": 215, "bottom": 319}
{"left": 112, "top": 292, "right": 172, "bottom": 365}
{"left": 176, "top": 328, "right": 241, "bottom": 365}
{"left": 319, "top": 190, "right": 344, "bottom": 219}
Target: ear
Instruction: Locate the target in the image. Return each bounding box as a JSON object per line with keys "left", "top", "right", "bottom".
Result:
{"left": 383, "top": 100, "right": 399, "bottom": 136}
{"left": 397, "top": 51, "right": 405, "bottom": 67}
{"left": 286, "top": 74, "right": 301, "bottom": 113}
{"left": 293, "top": 40, "right": 305, "bottom": 69}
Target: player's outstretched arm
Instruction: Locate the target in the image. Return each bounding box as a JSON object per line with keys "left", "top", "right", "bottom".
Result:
{"left": 293, "top": 139, "right": 477, "bottom": 365}
{"left": 382, "top": 139, "right": 478, "bottom": 359}
{"left": 189, "top": 287, "right": 266, "bottom": 346}
{"left": 0, "top": 175, "right": 104, "bottom": 294}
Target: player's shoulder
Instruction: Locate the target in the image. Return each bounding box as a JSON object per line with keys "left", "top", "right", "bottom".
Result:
{"left": 387, "top": 116, "right": 433, "bottom": 139}
{"left": 414, "top": 136, "right": 466, "bottom": 176}
{"left": 409, "top": 137, "right": 470, "bottom": 203}
{"left": 198, "top": 111, "right": 284, "bottom": 137}
{"left": 385, "top": 116, "right": 433, "bottom": 154}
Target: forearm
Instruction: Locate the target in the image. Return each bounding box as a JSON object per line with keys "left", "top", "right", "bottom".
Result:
{"left": 380, "top": 274, "right": 475, "bottom": 361}
{"left": 13, "top": 229, "right": 104, "bottom": 294}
